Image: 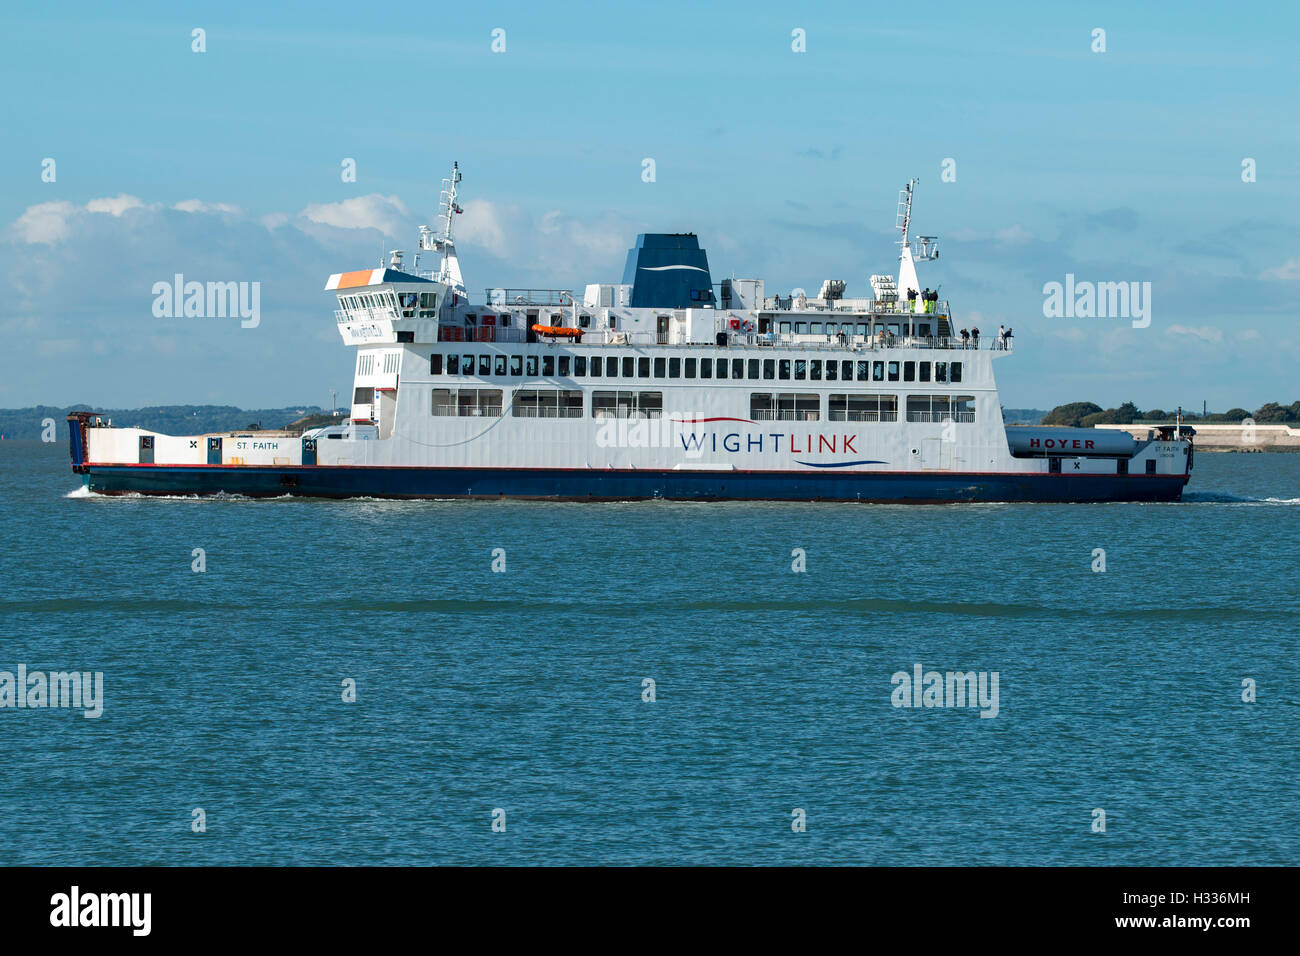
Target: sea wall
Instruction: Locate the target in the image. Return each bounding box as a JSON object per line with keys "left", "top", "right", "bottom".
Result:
{"left": 1096, "top": 423, "right": 1300, "bottom": 451}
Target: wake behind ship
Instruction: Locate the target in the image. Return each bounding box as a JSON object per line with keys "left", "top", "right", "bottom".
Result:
{"left": 68, "top": 167, "right": 1194, "bottom": 503}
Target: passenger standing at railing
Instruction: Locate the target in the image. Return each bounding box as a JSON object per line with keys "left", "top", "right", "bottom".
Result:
{"left": 997, "top": 324, "right": 1006, "bottom": 350}
{"left": 908, "top": 288, "right": 918, "bottom": 312}
{"left": 960, "top": 328, "right": 969, "bottom": 348}
{"left": 971, "top": 326, "right": 980, "bottom": 348}
{"left": 1004, "top": 327, "right": 1013, "bottom": 350}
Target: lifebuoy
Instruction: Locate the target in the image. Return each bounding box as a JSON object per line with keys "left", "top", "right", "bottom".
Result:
{"left": 741, "top": 318, "right": 755, "bottom": 332}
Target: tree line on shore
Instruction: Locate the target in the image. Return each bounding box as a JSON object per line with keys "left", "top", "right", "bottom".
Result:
{"left": 1042, "top": 401, "right": 1300, "bottom": 428}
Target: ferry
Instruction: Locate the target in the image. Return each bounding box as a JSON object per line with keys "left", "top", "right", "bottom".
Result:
{"left": 67, "top": 166, "right": 1194, "bottom": 502}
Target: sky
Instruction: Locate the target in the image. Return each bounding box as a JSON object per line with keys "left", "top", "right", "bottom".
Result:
{"left": 1, "top": 0, "right": 1297, "bottom": 412}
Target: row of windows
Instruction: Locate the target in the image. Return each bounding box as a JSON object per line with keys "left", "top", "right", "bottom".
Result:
{"left": 431, "top": 353, "right": 963, "bottom": 384}
{"left": 428, "top": 388, "right": 975, "bottom": 423}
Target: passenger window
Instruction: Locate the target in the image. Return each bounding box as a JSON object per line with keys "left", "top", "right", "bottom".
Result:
{"left": 904, "top": 361, "right": 915, "bottom": 382}
{"left": 794, "top": 359, "right": 806, "bottom": 380}
{"left": 888, "top": 361, "right": 899, "bottom": 382}
{"left": 526, "top": 355, "right": 538, "bottom": 377}
{"left": 558, "top": 356, "right": 571, "bottom": 376}
{"left": 856, "top": 361, "right": 869, "bottom": 381}
{"left": 654, "top": 357, "right": 666, "bottom": 377}
{"left": 810, "top": 360, "right": 822, "bottom": 381}
{"left": 919, "top": 362, "right": 931, "bottom": 383}
{"left": 733, "top": 359, "right": 744, "bottom": 379}
{"left": 622, "top": 356, "right": 634, "bottom": 377}
{"left": 590, "top": 356, "right": 602, "bottom": 376}
{"left": 935, "top": 362, "right": 948, "bottom": 383}
{"left": 748, "top": 359, "right": 760, "bottom": 379}
{"left": 574, "top": 355, "right": 585, "bottom": 376}
{"left": 779, "top": 360, "right": 791, "bottom": 380}
{"left": 495, "top": 355, "right": 507, "bottom": 376}
{"left": 873, "top": 361, "right": 884, "bottom": 382}
{"left": 951, "top": 361, "right": 962, "bottom": 383}
{"left": 685, "top": 358, "right": 697, "bottom": 378}
{"left": 700, "top": 358, "right": 712, "bottom": 379}
{"left": 478, "top": 355, "right": 491, "bottom": 376}
{"left": 430, "top": 354, "right": 444, "bottom": 375}
{"left": 763, "top": 359, "right": 775, "bottom": 380}
{"left": 639, "top": 356, "right": 650, "bottom": 377}
{"left": 542, "top": 355, "right": 554, "bottom": 376}
{"left": 446, "top": 354, "right": 459, "bottom": 375}
{"left": 717, "top": 359, "right": 729, "bottom": 379}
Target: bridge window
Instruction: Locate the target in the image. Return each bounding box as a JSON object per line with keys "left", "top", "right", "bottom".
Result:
{"left": 873, "top": 361, "right": 885, "bottom": 382}
{"left": 574, "top": 355, "right": 586, "bottom": 376}
{"left": 669, "top": 357, "right": 681, "bottom": 378}
{"left": 605, "top": 356, "right": 617, "bottom": 378}
{"left": 888, "top": 361, "right": 899, "bottom": 382}
{"left": 829, "top": 394, "right": 898, "bottom": 422}
{"left": 511, "top": 355, "right": 523, "bottom": 376}
{"left": 856, "top": 361, "right": 869, "bottom": 381}
{"left": 825, "top": 360, "right": 837, "bottom": 381}
{"left": 559, "top": 356, "right": 571, "bottom": 376}
{"left": 794, "top": 359, "right": 806, "bottom": 381}
{"left": 477, "top": 355, "right": 491, "bottom": 376}
{"left": 779, "top": 360, "right": 791, "bottom": 380}
{"left": 935, "top": 362, "right": 948, "bottom": 383}
{"left": 810, "top": 360, "right": 822, "bottom": 381}
{"left": 526, "top": 355, "right": 539, "bottom": 377}
{"left": 718, "top": 359, "right": 730, "bottom": 379}
{"left": 749, "top": 359, "right": 760, "bottom": 379}
{"left": 495, "top": 356, "right": 507, "bottom": 376}
{"left": 620, "top": 356, "right": 633, "bottom": 377}
{"left": 543, "top": 356, "right": 555, "bottom": 376}
{"left": 589, "top": 356, "right": 602, "bottom": 376}
{"left": 685, "top": 358, "right": 697, "bottom": 379}
{"left": 950, "top": 361, "right": 962, "bottom": 383}
{"left": 904, "top": 361, "right": 915, "bottom": 382}
{"left": 654, "top": 357, "right": 666, "bottom": 377}
{"left": 919, "top": 362, "right": 931, "bottom": 382}
{"left": 430, "top": 353, "right": 443, "bottom": 375}
{"left": 733, "top": 358, "right": 744, "bottom": 379}
{"left": 639, "top": 357, "right": 650, "bottom": 377}
{"left": 446, "top": 354, "right": 460, "bottom": 374}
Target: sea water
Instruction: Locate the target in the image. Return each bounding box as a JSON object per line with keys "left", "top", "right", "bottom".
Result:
{"left": 1, "top": 441, "right": 1296, "bottom": 865}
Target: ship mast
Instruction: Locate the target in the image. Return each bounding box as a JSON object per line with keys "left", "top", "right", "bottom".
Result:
{"left": 419, "top": 161, "right": 466, "bottom": 295}
{"left": 894, "top": 178, "right": 939, "bottom": 304}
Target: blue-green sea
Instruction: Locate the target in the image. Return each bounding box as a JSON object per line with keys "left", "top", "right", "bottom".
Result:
{"left": 1, "top": 441, "right": 1296, "bottom": 865}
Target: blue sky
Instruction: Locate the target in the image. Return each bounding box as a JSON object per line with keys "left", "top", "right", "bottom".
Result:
{"left": 2, "top": 0, "right": 1298, "bottom": 411}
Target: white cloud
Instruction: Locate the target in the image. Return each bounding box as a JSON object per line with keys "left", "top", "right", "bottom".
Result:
{"left": 300, "top": 194, "right": 409, "bottom": 236}
{"left": 174, "top": 199, "right": 240, "bottom": 215}
{"left": 11, "top": 200, "right": 78, "bottom": 244}
{"left": 1261, "top": 257, "right": 1300, "bottom": 280}
{"left": 85, "top": 194, "right": 147, "bottom": 216}
{"left": 1165, "top": 324, "right": 1224, "bottom": 344}
{"left": 456, "top": 198, "right": 512, "bottom": 256}
{"left": 9, "top": 195, "right": 151, "bottom": 244}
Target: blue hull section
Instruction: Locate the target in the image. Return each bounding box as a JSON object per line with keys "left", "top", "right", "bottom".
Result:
{"left": 83, "top": 465, "right": 1190, "bottom": 503}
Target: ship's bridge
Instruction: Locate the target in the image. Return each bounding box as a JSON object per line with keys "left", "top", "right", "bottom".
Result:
{"left": 328, "top": 253, "right": 449, "bottom": 347}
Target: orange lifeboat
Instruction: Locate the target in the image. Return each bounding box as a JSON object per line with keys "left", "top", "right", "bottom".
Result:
{"left": 531, "top": 324, "right": 584, "bottom": 338}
